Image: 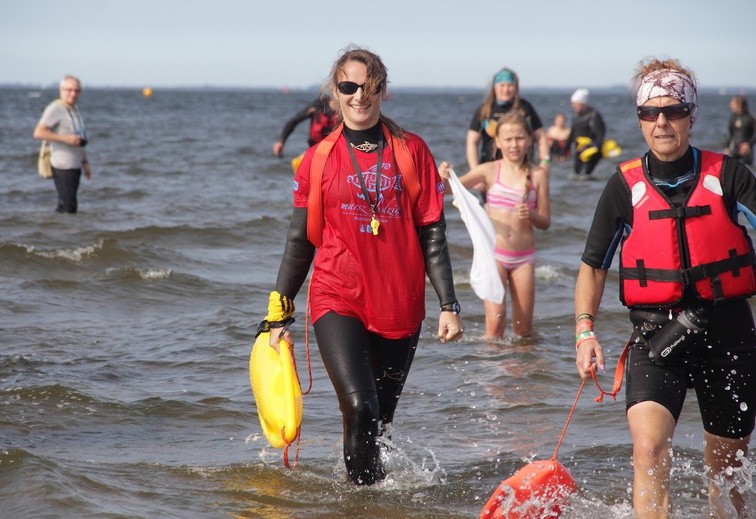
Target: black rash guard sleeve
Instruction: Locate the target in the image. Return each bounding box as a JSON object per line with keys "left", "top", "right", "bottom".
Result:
{"left": 417, "top": 213, "right": 458, "bottom": 307}
{"left": 580, "top": 171, "right": 632, "bottom": 269}
{"left": 723, "top": 155, "right": 756, "bottom": 217}
{"left": 274, "top": 207, "right": 316, "bottom": 299}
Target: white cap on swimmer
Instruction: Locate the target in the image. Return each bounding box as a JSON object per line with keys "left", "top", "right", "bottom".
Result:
{"left": 570, "top": 88, "right": 590, "bottom": 104}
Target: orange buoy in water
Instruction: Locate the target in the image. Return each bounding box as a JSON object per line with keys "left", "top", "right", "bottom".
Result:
{"left": 480, "top": 458, "right": 576, "bottom": 518}
{"left": 142, "top": 87, "right": 153, "bottom": 98}
{"left": 481, "top": 374, "right": 592, "bottom": 518}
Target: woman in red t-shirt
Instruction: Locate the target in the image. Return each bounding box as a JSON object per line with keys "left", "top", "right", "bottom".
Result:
{"left": 259, "top": 46, "right": 463, "bottom": 485}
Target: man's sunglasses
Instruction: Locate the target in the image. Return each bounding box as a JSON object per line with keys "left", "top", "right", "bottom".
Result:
{"left": 636, "top": 103, "right": 693, "bottom": 122}
{"left": 337, "top": 81, "right": 382, "bottom": 95}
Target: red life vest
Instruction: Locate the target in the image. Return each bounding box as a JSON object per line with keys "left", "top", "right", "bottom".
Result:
{"left": 308, "top": 111, "right": 338, "bottom": 145}
{"left": 619, "top": 150, "right": 756, "bottom": 306}
{"left": 306, "top": 123, "right": 420, "bottom": 247}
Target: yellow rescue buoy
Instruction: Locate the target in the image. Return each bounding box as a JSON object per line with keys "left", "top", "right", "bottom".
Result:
{"left": 576, "top": 137, "right": 622, "bottom": 162}
{"left": 601, "top": 139, "right": 622, "bottom": 158}
{"left": 142, "top": 87, "right": 153, "bottom": 98}
{"left": 291, "top": 153, "right": 304, "bottom": 174}
{"left": 249, "top": 332, "right": 302, "bottom": 449}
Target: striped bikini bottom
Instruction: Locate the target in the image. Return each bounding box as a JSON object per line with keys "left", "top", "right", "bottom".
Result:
{"left": 494, "top": 247, "right": 536, "bottom": 272}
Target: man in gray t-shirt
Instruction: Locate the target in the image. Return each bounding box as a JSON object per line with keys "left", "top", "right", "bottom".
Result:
{"left": 33, "top": 75, "right": 93, "bottom": 213}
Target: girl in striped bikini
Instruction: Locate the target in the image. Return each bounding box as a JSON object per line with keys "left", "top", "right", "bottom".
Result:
{"left": 440, "top": 112, "right": 551, "bottom": 339}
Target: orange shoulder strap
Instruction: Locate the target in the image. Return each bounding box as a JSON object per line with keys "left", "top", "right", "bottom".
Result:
{"left": 382, "top": 125, "right": 420, "bottom": 210}
{"left": 306, "top": 124, "right": 420, "bottom": 247}
{"left": 306, "top": 125, "right": 343, "bottom": 247}
{"left": 619, "top": 157, "right": 642, "bottom": 174}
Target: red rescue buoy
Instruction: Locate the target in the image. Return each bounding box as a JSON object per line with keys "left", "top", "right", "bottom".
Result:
{"left": 480, "top": 458, "right": 576, "bottom": 518}
{"left": 480, "top": 372, "right": 602, "bottom": 518}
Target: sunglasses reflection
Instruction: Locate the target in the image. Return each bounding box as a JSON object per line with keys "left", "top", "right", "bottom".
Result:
{"left": 337, "top": 81, "right": 383, "bottom": 95}
{"left": 636, "top": 103, "right": 693, "bottom": 121}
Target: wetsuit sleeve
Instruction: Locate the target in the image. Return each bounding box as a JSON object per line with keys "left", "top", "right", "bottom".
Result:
{"left": 592, "top": 110, "right": 606, "bottom": 145}
{"left": 277, "top": 102, "right": 316, "bottom": 143}
{"left": 722, "top": 155, "right": 756, "bottom": 227}
{"left": 580, "top": 171, "right": 632, "bottom": 269}
{"left": 274, "top": 207, "right": 316, "bottom": 298}
{"left": 468, "top": 105, "right": 484, "bottom": 133}
{"left": 418, "top": 214, "right": 458, "bottom": 307}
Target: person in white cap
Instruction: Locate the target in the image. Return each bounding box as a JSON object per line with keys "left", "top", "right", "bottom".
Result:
{"left": 568, "top": 88, "right": 606, "bottom": 177}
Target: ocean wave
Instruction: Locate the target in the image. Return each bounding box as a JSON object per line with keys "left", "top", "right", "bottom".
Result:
{"left": 103, "top": 266, "right": 172, "bottom": 281}
{"left": 0, "top": 239, "right": 105, "bottom": 262}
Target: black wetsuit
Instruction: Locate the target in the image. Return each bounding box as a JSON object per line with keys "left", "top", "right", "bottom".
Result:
{"left": 568, "top": 105, "right": 605, "bottom": 177}
{"left": 277, "top": 97, "right": 338, "bottom": 147}
{"left": 581, "top": 148, "right": 756, "bottom": 438}
{"left": 725, "top": 112, "right": 756, "bottom": 166}
{"left": 469, "top": 99, "right": 543, "bottom": 164}
{"left": 273, "top": 123, "right": 458, "bottom": 485}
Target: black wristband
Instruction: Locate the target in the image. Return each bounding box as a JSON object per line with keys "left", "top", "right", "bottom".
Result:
{"left": 440, "top": 302, "right": 461, "bottom": 314}
{"left": 255, "top": 317, "right": 295, "bottom": 338}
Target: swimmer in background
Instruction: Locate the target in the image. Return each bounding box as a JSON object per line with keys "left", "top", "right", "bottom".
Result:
{"left": 723, "top": 95, "right": 755, "bottom": 166}
{"left": 466, "top": 68, "right": 551, "bottom": 194}
{"left": 568, "top": 88, "right": 606, "bottom": 177}
{"left": 546, "top": 113, "right": 571, "bottom": 161}
{"left": 440, "top": 112, "right": 551, "bottom": 339}
{"left": 272, "top": 95, "right": 339, "bottom": 157}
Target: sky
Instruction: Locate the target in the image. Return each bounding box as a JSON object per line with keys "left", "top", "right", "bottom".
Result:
{"left": 3, "top": 0, "right": 756, "bottom": 91}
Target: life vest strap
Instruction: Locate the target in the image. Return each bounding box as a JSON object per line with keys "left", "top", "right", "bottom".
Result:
{"left": 622, "top": 250, "right": 755, "bottom": 301}
{"left": 683, "top": 249, "right": 753, "bottom": 283}
{"left": 648, "top": 204, "right": 711, "bottom": 220}
{"left": 621, "top": 261, "right": 683, "bottom": 286}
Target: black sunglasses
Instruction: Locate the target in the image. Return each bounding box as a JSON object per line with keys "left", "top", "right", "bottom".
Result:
{"left": 337, "top": 81, "right": 382, "bottom": 95}
{"left": 636, "top": 103, "right": 693, "bottom": 122}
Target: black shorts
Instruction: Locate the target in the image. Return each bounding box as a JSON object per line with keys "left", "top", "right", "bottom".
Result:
{"left": 625, "top": 299, "right": 756, "bottom": 439}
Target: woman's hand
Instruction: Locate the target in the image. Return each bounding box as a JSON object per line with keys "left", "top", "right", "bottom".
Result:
{"left": 575, "top": 337, "right": 605, "bottom": 379}
{"left": 438, "top": 312, "right": 464, "bottom": 342}
{"left": 268, "top": 325, "right": 293, "bottom": 353}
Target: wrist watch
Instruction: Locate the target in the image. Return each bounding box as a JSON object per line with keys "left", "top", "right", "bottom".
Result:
{"left": 440, "top": 302, "right": 461, "bottom": 314}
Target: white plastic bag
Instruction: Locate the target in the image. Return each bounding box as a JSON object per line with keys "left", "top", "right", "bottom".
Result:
{"left": 447, "top": 168, "right": 505, "bottom": 303}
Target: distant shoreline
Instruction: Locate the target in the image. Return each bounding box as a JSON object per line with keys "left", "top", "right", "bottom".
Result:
{"left": 3, "top": 83, "right": 755, "bottom": 96}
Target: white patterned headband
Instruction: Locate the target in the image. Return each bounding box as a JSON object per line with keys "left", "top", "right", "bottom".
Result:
{"left": 636, "top": 69, "right": 698, "bottom": 123}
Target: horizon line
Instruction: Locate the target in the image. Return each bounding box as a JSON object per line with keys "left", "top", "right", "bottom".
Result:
{"left": 3, "top": 82, "right": 756, "bottom": 94}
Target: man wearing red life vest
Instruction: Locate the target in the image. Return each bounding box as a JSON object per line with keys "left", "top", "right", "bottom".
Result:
{"left": 574, "top": 58, "right": 756, "bottom": 518}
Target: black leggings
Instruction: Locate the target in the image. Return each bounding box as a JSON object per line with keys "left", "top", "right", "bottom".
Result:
{"left": 51, "top": 167, "right": 82, "bottom": 213}
{"left": 313, "top": 311, "right": 419, "bottom": 485}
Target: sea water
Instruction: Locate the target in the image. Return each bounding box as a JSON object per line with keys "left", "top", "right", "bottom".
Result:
{"left": 0, "top": 85, "right": 753, "bottom": 518}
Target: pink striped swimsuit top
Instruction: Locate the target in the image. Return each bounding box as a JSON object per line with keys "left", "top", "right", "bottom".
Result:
{"left": 486, "top": 162, "right": 537, "bottom": 212}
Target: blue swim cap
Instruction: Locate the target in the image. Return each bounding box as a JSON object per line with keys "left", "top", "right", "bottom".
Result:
{"left": 493, "top": 69, "right": 514, "bottom": 85}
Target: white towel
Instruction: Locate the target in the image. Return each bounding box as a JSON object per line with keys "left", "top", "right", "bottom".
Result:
{"left": 447, "top": 168, "right": 505, "bottom": 303}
